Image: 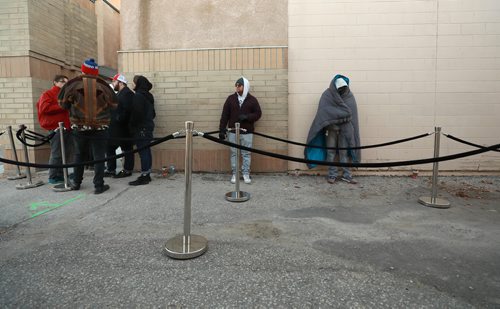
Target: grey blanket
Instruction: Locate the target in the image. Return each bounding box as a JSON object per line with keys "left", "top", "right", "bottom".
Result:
{"left": 305, "top": 78, "right": 361, "bottom": 165}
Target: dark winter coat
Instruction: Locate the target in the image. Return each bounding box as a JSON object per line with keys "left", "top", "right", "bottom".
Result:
{"left": 219, "top": 93, "right": 262, "bottom": 133}
{"left": 129, "top": 76, "right": 155, "bottom": 134}
{"left": 109, "top": 86, "right": 134, "bottom": 143}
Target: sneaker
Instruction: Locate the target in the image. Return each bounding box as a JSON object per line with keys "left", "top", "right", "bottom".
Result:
{"left": 327, "top": 176, "right": 337, "bottom": 184}
{"left": 104, "top": 170, "right": 116, "bottom": 178}
{"left": 114, "top": 170, "right": 132, "bottom": 178}
{"left": 243, "top": 174, "right": 251, "bottom": 184}
{"left": 48, "top": 178, "right": 64, "bottom": 184}
{"left": 129, "top": 174, "right": 151, "bottom": 186}
{"left": 230, "top": 175, "right": 236, "bottom": 184}
{"left": 70, "top": 182, "right": 81, "bottom": 191}
{"left": 94, "top": 184, "right": 110, "bottom": 194}
{"left": 341, "top": 176, "right": 358, "bottom": 184}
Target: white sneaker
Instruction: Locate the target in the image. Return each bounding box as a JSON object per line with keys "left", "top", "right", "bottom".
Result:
{"left": 230, "top": 175, "right": 236, "bottom": 184}
{"left": 243, "top": 174, "right": 251, "bottom": 184}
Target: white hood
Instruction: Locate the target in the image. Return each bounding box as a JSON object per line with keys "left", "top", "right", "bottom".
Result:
{"left": 237, "top": 76, "right": 250, "bottom": 105}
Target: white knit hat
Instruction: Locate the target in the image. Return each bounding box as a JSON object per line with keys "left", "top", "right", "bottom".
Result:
{"left": 335, "top": 78, "right": 348, "bottom": 89}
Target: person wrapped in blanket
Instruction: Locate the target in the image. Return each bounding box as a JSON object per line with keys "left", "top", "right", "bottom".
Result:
{"left": 304, "top": 74, "right": 361, "bottom": 184}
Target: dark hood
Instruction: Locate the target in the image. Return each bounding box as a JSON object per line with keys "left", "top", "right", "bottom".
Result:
{"left": 134, "top": 76, "right": 154, "bottom": 104}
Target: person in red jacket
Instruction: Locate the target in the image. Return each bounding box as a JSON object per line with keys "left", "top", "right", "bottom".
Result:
{"left": 36, "top": 74, "right": 71, "bottom": 184}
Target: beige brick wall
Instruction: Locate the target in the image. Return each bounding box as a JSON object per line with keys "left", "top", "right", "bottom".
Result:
{"left": 96, "top": 0, "right": 120, "bottom": 69}
{"left": 289, "top": 0, "right": 500, "bottom": 172}
{"left": 27, "top": 0, "right": 97, "bottom": 68}
{"left": 119, "top": 47, "right": 288, "bottom": 172}
{"left": 0, "top": 0, "right": 112, "bottom": 172}
{"left": 0, "top": 0, "right": 29, "bottom": 56}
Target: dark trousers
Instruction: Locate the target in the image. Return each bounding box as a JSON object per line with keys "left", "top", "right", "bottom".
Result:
{"left": 106, "top": 142, "right": 134, "bottom": 172}
{"left": 73, "top": 130, "right": 108, "bottom": 188}
{"left": 135, "top": 130, "right": 153, "bottom": 174}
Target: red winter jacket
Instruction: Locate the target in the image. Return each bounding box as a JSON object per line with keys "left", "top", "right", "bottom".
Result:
{"left": 37, "top": 85, "right": 70, "bottom": 131}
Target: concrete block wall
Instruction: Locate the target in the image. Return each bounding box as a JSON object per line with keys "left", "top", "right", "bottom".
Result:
{"left": 0, "top": 0, "right": 29, "bottom": 56}
{"left": 0, "top": 0, "right": 100, "bottom": 172}
{"left": 119, "top": 47, "right": 289, "bottom": 172}
{"left": 288, "top": 0, "right": 500, "bottom": 172}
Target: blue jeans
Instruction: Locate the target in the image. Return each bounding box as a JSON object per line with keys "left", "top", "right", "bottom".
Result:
{"left": 228, "top": 132, "right": 253, "bottom": 175}
{"left": 326, "top": 124, "right": 351, "bottom": 179}
{"left": 135, "top": 129, "right": 153, "bottom": 174}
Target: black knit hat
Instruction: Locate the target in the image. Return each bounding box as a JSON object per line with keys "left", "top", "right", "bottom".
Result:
{"left": 235, "top": 77, "right": 244, "bottom": 86}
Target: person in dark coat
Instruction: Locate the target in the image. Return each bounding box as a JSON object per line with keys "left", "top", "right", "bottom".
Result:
{"left": 219, "top": 76, "right": 262, "bottom": 184}
{"left": 128, "top": 75, "right": 155, "bottom": 186}
{"left": 104, "top": 73, "right": 135, "bottom": 178}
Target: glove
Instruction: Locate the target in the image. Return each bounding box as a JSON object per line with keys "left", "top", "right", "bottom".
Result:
{"left": 219, "top": 128, "right": 227, "bottom": 140}
{"left": 238, "top": 114, "right": 248, "bottom": 122}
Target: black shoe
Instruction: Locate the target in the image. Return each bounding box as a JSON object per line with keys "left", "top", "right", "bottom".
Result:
{"left": 114, "top": 170, "right": 132, "bottom": 178}
{"left": 104, "top": 170, "right": 116, "bottom": 178}
{"left": 71, "top": 182, "right": 81, "bottom": 191}
{"left": 129, "top": 174, "right": 151, "bottom": 186}
{"left": 94, "top": 184, "right": 110, "bottom": 194}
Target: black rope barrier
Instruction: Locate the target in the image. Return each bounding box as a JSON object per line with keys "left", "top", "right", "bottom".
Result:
{"left": 252, "top": 131, "right": 433, "bottom": 150}
{"left": 66, "top": 130, "right": 219, "bottom": 142}
{"left": 443, "top": 133, "right": 500, "bottom": 153}
{"left": 16, "top": 127, "right": 55, "bottom": 147}
{"left": 202, "top": 133, "right": 500, "bottom": 168}
{"left": 0, "top": 133, "right": 178, "bottom": 169}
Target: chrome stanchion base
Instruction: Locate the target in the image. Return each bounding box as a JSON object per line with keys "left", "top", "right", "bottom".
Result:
{"left": 7, "top": 174, "right": 27, "bottom": 180}
{"left": 16, "top": 180, "right": 44, "bottom": 190}
{"left": 52, "top": 183, "right": 73, "bottom": 192}
{"left": 418, "top": 196, "right": 451, "bottom": 209}
{"left": 163, "top": 234, "right": 208, "bottom": 260}
{"left": 225, "top": 191, "right": 250, "bottom": 202}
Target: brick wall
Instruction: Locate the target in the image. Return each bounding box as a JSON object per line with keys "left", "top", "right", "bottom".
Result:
{"left": 0, "top": 0, "right": 101, "bottom": 171}
{"left": 288, "top": 0, "right": 500, "bottom": 172}
{"left": 0, "top": 0, "right": 29, "bottom": 56}
{"left": 119, "top": 47, "right": 288, "bottom": 172}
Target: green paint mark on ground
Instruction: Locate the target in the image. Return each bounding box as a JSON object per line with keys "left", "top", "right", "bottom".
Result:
{"left": 29, "top": 194, "right": 85, "bottom": 218}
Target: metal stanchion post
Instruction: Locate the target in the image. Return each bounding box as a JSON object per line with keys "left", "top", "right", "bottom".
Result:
{"left": 53, "top": 122, "right": 72, "bottom": 192}
{"left": 6, "top": 125, "right": 26, "bottom": 180}
{"left": 164, "top": 121, "right": 208, "bottom": 259}
{"left": 16, "top": 125, "right": 44, "bottom": 190}
{"left": 418, "top": 127, "right": 450, "bottom": 208}
{"left": 225, "top": 122, "right": 250, "bottom": 202}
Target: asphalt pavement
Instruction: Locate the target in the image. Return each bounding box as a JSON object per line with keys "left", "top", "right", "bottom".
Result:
{"left": 1, "top": 170, "right": 499, "bottom": 308}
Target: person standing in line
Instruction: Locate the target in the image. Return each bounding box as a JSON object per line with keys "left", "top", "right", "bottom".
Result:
{"left": 305, "top": 74, "right": 361, "bottom": 184}
{"left": 104, "top": 73, "right": 135, "bottom": 178}
{"left": 219, "top": 76, "right": 262, "bottom": 184}
{"left": 58, "top": 58, "right": 117, "bottom": 194}
{"left": 36, "top": 74, "right": 71, "bottom": 184}
{"left": 128, "top": 75, "right": 155, "bottom": 186}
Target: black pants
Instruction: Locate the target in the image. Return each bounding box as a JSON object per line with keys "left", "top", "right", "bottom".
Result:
{"left": 106, "top": 142, "right": 134, "bottom": 172}
{"left": 72, "top": 130, "right": 108, "bottom": 188}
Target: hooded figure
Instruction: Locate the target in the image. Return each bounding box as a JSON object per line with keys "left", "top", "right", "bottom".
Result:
{"left": 128, "top": 75, "right": 156, "bottom": 186}
{"left": 129, "top": 75, "right": 155, "bottom": 134}
{"left": 219, "top": 76, "right": 262, "bottom": 184}
{"left": 304, "top": 75, "right": 361, "bottom": 170}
